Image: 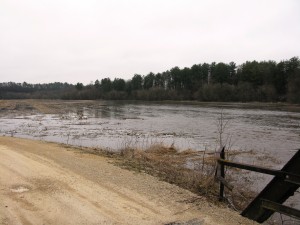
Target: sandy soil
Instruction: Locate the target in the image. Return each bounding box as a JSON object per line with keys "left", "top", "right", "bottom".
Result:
{"left": 0, "top": 137, "right": 257, "bottom": 225}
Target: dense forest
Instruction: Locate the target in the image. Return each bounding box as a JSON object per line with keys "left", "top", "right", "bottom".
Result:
{"left": 1, "top": 57, "right": 300, "bottom": 103}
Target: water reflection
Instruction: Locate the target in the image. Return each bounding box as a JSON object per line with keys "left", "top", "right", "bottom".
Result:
{"left": 1, "top": 101, "right": 299, "bottom": 164}
{"left": 1, "top": 100, "right": 299, "bottom": 222}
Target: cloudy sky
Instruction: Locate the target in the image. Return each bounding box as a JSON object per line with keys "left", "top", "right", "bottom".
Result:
{"left": 0, "top": 0, "right": 299, "bottom": 84}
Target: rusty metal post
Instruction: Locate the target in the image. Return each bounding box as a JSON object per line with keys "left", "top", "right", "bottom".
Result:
{"left": 219, "top": 147, "right": 225, "bottom": 201}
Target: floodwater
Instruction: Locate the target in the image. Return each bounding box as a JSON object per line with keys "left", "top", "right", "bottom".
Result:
{"left": 1, "top": 100, "right": 299, "bottom": 223}
{"left": 1, "top": 101, "right": 300, "bottom": 166}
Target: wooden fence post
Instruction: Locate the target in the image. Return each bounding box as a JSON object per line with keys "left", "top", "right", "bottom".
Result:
{"left": 219, "top": 147, "right": 225, "bottom": 201}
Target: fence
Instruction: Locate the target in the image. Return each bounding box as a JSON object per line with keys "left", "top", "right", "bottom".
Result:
{"left": 216, "top": 147, "right": 300, "bottom": 223}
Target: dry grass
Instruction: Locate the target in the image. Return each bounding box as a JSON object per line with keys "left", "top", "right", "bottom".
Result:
{"left": 61, "top": 142, "right": 257, "bottom": 211}
{"left": 0, "top": 99, "right": 81, "bottom": 114}
{"left": 115, "top": 145, "right": 258, "bottom": 211}
{"left": 117, "top": 145, "right": 220, "bottom": 200}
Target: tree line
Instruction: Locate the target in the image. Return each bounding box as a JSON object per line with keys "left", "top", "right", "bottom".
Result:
{"left": 1, "top": 57, "right": 299, "bottom": 103}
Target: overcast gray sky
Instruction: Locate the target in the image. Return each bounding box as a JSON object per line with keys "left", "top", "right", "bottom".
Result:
{"left": 1, "top": 0, "right": 299, "bottom": 84}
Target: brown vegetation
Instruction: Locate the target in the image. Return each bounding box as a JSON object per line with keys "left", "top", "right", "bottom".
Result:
{"left": 80, "top": 143, "right": 258, "bottom": 211}
{"left": 119, "top": 145, "right": 217, "bottom": 197}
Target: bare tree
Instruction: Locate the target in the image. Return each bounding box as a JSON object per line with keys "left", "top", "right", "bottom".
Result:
{"left": 216, "top": 109, "right": 230, "bottom": 149}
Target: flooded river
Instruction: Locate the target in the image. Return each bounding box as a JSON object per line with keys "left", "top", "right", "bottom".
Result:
{"left": 1, "top": 100, "right": 299, "bottom": 223}
{"left": 1, "top": 101, "right": 300, "bottom": 166}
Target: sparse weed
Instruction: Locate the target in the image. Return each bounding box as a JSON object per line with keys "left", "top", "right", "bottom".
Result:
{"left": 117, "top": 144, "right": 220, "bottom": 200}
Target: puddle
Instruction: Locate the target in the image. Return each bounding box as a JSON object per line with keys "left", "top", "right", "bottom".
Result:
{"left": 10, "top": 186, "right": 30, "bottom": 193}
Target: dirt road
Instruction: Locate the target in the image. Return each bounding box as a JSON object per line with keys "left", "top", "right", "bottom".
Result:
{"left": 0, "top": 137, "right": 256, "bottom": 225}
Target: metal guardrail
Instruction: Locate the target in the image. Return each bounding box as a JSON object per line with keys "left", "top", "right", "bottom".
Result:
{"left": 216, "top": 147, "right": 300, "bottom": 223}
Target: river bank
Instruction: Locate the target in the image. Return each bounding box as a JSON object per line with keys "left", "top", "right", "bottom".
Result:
{"left": 0, "top": 137, "right": 257, "bottom": 225}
